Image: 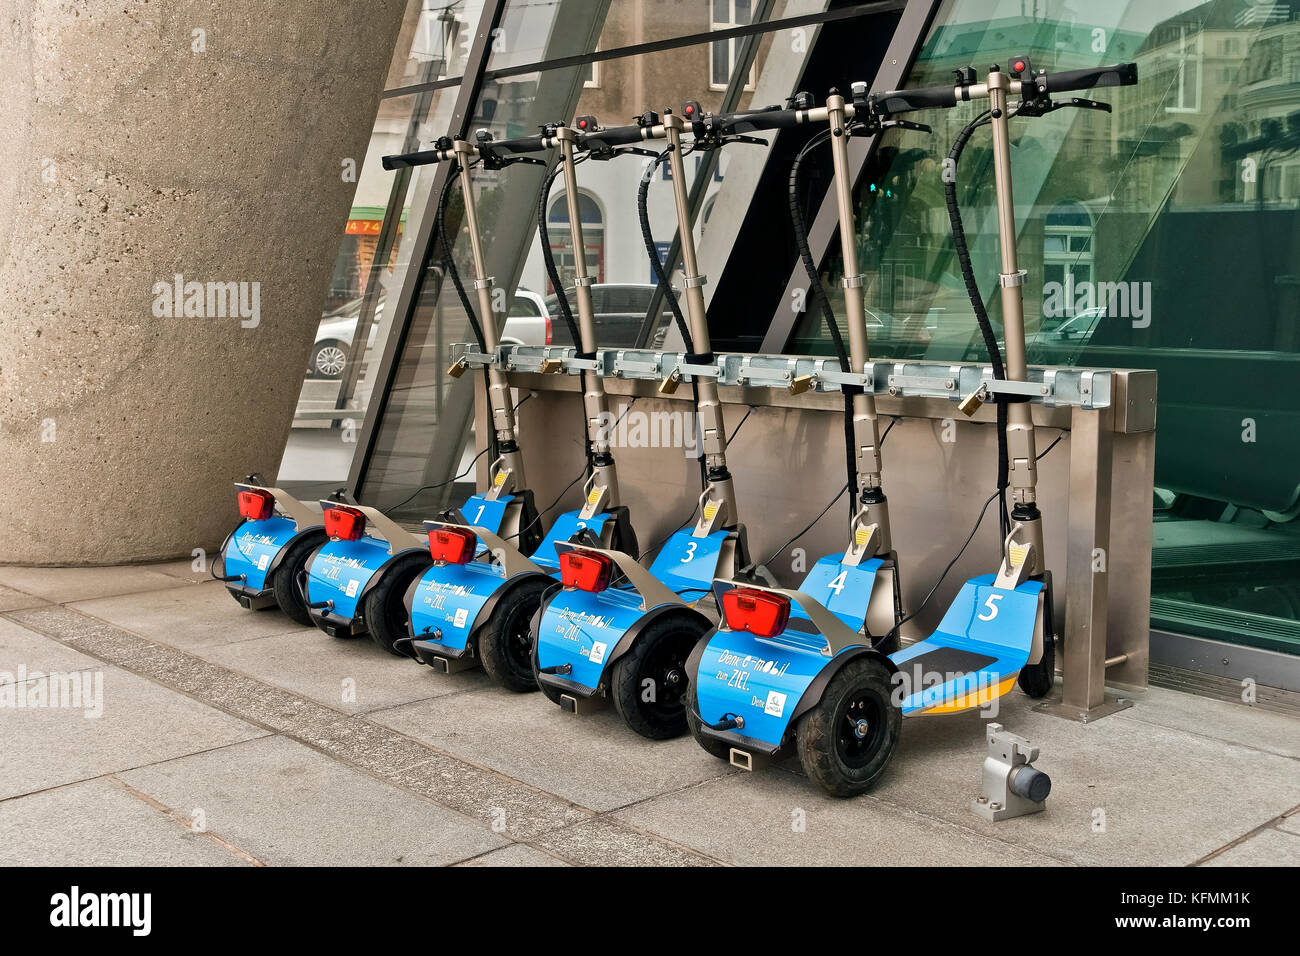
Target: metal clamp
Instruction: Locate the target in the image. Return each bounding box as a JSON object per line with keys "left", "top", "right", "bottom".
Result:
{"left": 574, "top": 275, "right": 595, "bottom": 286}
{"left": 683, "top": 274, "right": 708, "bottom": 288}
{"left": 999, "top": 269, "right": 1028, "bottom": 288}
{"left": 841, "top": 274, "right": 865, "bottom": 289}
{"left": 472, "top": 277, "right": 494, "bottom": 290}
{"left": 971, "top": 723, "right": 1051, "bottom": 821}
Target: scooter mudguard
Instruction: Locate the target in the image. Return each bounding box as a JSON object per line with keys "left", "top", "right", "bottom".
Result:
{"left": 406, "top": 510, "right": 613, "bottom": 666}
{"left": 688, "top": 555, "right": 886, "bottom": 754}
{"left": 304, "top": 536, "right": 422, "bottom": 638}
{"left": 219, "top": 516, "right": 304, "bottom": 610}
{"left": 535, "top": 528, "right": 731, "bottom": 698}
{"left": 889, "top": 574, "right": 1044, "bottom": 716}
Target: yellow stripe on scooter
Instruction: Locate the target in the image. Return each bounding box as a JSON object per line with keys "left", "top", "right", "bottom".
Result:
{"left": 916, "top": 675, "right": 1017, "bottom": 715}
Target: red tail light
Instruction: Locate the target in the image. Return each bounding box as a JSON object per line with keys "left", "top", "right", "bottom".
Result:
{"left": 560, "top": 550, "right": 613, "bottom": 592}
{"left": 544, "top": 314, "right": 553, "bottom": 345}
{"left": 722, "top": 588, "right": 791, "bottom": 638}
{"left": 238, "top": 489, "right": 274, "bottom": 521}
{"left": 429, "top": 527, "right": 476, "bottom": 564}
{"left": 324, "top": 505, "right": 366, "bottom": 542}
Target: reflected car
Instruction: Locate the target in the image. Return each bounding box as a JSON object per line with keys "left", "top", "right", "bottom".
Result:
{"left": 544, "top": 283, "right": 680, "bottom": 350}
{"left": 309, "top": 289, "right": 553, "bottom": 379}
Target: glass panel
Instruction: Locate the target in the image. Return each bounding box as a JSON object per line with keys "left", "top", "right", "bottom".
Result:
{"left": 276, "top": 87, "right": 459, "bottom": 497}
{"left": 793, "top": 0, "right": 1300, "bottom": 655}
{"left": 361, "top": 5, "right": 830, "bottom": 516}
{"left": 386, "top": 0, "right": 487, "bottom": 89}
{"left": 485, "top": 0, "right": 807, "bottom": 71}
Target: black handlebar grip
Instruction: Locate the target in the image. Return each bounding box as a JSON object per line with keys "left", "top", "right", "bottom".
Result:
{"left": 1035, "top": 62, "right": 1137, "bottom": 94}
{"left": 577, "top": 124, "right": 649, "bottom": 148}
{"left": 716, "top": 107, "right": 802, "bottom": 134}
{"left": 489, "top": 136, "right": 551, "bottom": 154}
{"left": 869, "top": 84, "right": 958, "bottom": 116}
{"left": 382, "top": 148, "right": 447, "bottom": 170}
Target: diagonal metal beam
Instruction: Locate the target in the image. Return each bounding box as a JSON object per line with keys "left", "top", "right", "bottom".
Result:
{"left": 347, "top": 0, "right": 510, "bottom": 498}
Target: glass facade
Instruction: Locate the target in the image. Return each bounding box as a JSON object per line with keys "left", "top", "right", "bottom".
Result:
{"left": 792, "top": 0, "right": 1300, "bottom": 655}
{"left": 287, "top": 0, "right": 1299, "bottom": 665}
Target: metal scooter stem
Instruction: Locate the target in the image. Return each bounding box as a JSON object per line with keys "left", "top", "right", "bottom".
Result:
{"left": 451, "top": 139, "right": 527, "bottom": 498}
{"left": 985, "top": 69, "right": 1044, "bottom": 578}
{"left": 663, "top": 111, "right": 740, "bottom": 536}
{"left": 825, "top": 92, "right": 892, "bottom": 558}
{"left": 555, "top": 127, "right": 620, "bottom": 517}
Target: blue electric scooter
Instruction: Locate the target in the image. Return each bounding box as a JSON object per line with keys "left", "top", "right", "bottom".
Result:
{"left": 213, "top": 475, "right": 330, "bottom": 625}
{"left": 300, "top": 137, "right": 557, "bottom": 654}
{"left": 687, "top": 61, "right": 1138, "bottom": 796}
{"left": 380, "top": 125, "right": 650, "bottom": 689}
{"left": 532, "top": 107, "right": 769, "bottom": 738}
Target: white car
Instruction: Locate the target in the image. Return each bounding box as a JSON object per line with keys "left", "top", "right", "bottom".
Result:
{"left": 310, "top": 288, "right": 553, "bottom": 379}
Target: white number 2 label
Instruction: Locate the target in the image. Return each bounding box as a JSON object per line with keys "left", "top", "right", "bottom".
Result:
{"left": 827, "top": 571, "right": 847, "bottom": 596}
{"left": 978, "top": 594, "right": 1003, "bottom": 621}
{"left": 681, "top": 542, "right": 698, "bottom": 563}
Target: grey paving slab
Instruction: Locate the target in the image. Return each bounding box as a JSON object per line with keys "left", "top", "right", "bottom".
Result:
{"left": 0, "top": 778, "right": 244, "bottom": 867}
{"left": 70, "top": 579, "right": 303, "bottom": 650}
{"left": 614, "top": 769, "right": 1059, "bottom": 866}
{"left": 0, "top": 663, "right": 266, "bottom": 800}
{"left": 0, "top": 584, "right": 48, "bottom": 613}
{"left": 152, "top": 557, "right": 219, "bottom": 583}
{"left": 1278, "top": 810, "right": 1300, "bottom": 837}
{"left": 1201, "top": 827, "right": 1300, "bottom": 867}
{"left": 9, "top": 604, "right": 590, "bottom": 841}
{"left": 455, "top": 844, "right": 570, "bottom": 867}
{"left": 200, "top": 628, "right": 484, "bottom": 714}
{"left": 119, "top": 735, "right": 507, "bottom": 866}
{"left": 863, "top": 691, "right": 1300, "bottom": 866}
{"left": 1118, "top": 685, "right": 1300, "bottom": 759}
{"left": 0, "top": 616, "right": 101, "bottom": 683}
{"left": 370, "top": 687, "right": 738, "bottom": 812}
{"left": 0, "top": 564, "right": 190, "bottom": 603}
{"left": 536, "top": 817, "right": 719, "bottom": 866}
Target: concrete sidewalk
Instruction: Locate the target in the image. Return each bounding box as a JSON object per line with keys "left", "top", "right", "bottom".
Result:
{"left": 1, "top": 562, "right": 1297, "bottom": 867}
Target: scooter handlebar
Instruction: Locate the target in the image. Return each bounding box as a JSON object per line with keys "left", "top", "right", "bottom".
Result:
{"left": 705, "top": 105, "right": 804, "bottom": 135}
{"left": 869, "top": 84, "right": 958, "bottom": 116}
{"left": 1032, "top": 62, "right": 1137, "bottom": 95}
{"left": 578, "top": 124, "right": 653, "bottom": 148}
{"left": 381, "top": 148, "right": 449, "bottom": 170}
{"left": 488, "top": 136, "right": 552, "bottom": 154}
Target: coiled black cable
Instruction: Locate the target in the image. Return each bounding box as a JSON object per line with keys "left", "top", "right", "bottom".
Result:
{"left": 944, "top": 110, "right": 1011, "bottom": 540}
{"left": 536, "top": 158, "right": 595, "bottom": 474}
{"left": 638, "top": 149, "right": 707, "bottom": 492}
{"left": 788, "top": 128, "right": 859, "bottom": 525}
{"left": 436, "top": 164, "right": 498, "bottom": 464}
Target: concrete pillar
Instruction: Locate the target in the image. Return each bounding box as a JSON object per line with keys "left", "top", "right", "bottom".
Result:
{"left": 0, "top": 0, "right": 409, "bottom": 565}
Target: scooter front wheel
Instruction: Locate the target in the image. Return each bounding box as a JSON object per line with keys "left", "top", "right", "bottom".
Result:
{"left": 270, "top": 530, "right": 328, "bottom": 626}
{"left": 795, "top": 656, "right": 900, "bottom": 797}
{"left": 1016, "top": 631, "right": 1057, "bottom": 699}
{"left": 610, "top": 613, "right": 709, "bottom": 739}
{"left": 478, "top": 577, "right": 550, "bottom": 692}
{"left": 361, "top": 552, "right": 432, "bottom": 657}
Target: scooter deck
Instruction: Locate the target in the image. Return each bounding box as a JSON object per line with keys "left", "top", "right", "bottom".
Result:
{"left": 535, "top": 528, "right": 732, "bottom": 694}
{"left": 889, "top": 574, "right": 1043, "bottom": 716}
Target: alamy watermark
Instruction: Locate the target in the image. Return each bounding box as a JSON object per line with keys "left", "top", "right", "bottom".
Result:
{"left": 151, "top": 274, "right": 260, "bottom": 328}
{"left": 1043, "top": 275, "right": 1151, "bottom": 329}
{"left": 0, "top": 668, "right": 103, "bottom": 718}
{"left": 596, "top": 403, "right": 699, "bottom": 458}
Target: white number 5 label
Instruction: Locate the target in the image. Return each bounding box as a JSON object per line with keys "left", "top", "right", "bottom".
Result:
{"left": 978, "top": 594, "right": 1003, "bottom": 621}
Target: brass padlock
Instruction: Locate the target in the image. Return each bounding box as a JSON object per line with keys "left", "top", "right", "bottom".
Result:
{"left": 788, "top": 374, "right": 814, "bottom": 396}
{"left": 447, "top": 357, "right": 469, "bottom": 379}
{"left": 958, "top": 386, "right": 986, "bottom": 417}
{"left": 659, "top": 367, "right": 683, "bottom": 395}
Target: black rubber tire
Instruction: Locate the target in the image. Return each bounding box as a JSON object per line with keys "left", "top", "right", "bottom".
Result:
{"left": 360, "top": 552, "right": 432, "bottom": 656}
{"left": 268, "top": 530, "right": 328, "bottom": 626}
{"left": 795, "top": 656, "right": 900, "bottom": 797}
{"left": 478, "top": 576, "right": 550, "bottom": 692}
{"left": 610, "top": 613, "right": 709, "bottom": 740}
{"left": 1017, "top": 631, "right": 1057, "bottom": 698}
{"left": 685, "top": 682, "right": 733, "bottom": 761}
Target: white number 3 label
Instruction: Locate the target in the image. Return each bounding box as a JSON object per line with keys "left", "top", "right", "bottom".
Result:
{"left": 978, "top": 594, "right": 1003, "bottom": 621}
{"left": 681, "top": 542, "right": 698, "bottom": 563}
